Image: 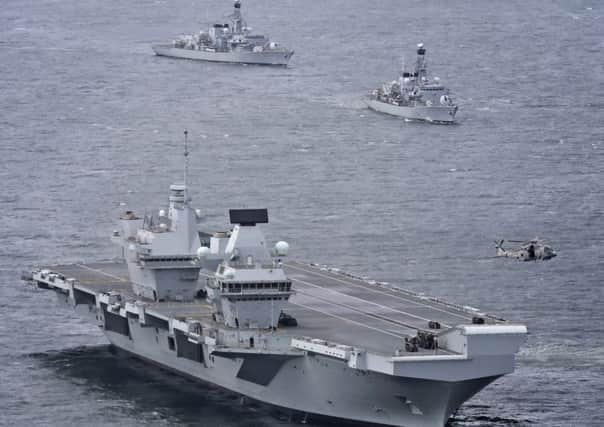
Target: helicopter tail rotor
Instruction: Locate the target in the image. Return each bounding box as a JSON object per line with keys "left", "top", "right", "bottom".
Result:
{"left": 494, "top": 239, "right": 506, "bottom": 256}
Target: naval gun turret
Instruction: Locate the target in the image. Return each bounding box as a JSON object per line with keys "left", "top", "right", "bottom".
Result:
{"left": 203, "top": 209, "right": 293, "bottom": 330}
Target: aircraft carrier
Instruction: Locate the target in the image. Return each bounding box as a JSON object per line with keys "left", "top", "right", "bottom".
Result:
{"left": 23, "top": 150, "right": 527, "bottom": 426}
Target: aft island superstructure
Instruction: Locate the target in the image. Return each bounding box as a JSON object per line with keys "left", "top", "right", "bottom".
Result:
{"left": 152, "top": 0, "right": 293, "bottom": 65}
{"left": 24, "top": 176, "right": 526, "bottom": 426}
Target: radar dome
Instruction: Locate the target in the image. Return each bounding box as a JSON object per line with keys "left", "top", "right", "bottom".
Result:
{"left": 195, "top": 209, "right": 202, "bottom": 217}
{"left": 159, "top": 209, "right": 166, "bottom": 217}
{"left": 274, "top": 241, "right": 289, "bottom": 256}
{"left": 197, "top": 246, "right": 211, "bottom": 258}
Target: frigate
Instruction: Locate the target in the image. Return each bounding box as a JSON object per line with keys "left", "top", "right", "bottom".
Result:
{"left": 23, "top": 139, "right": 526, "bottom": 427}
{"left": 152, "top": 0, "right": 293, "bottom": 66}
{"left": 366, "top": 44, "right": 458, "bottom": 123}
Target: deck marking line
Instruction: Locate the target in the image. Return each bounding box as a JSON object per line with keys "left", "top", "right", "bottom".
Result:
{"left": 289, "top": 300, "right": 408, "bottom": 340}
{"left": 285, "top": 262, "right": 472, "bottom": 321}
{"left": 294, "top": 288, "right": 429, "bottom": 333}
{"left": 293, "top": 277, "right": 450, "bottom": 328}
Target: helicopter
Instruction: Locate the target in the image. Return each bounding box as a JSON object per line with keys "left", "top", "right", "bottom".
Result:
{"left": 495, "top": 238, "right": 557, "bottom": 261}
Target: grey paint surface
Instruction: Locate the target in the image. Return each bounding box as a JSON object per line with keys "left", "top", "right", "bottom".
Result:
{"left": 1, "top": 0, "right": 603, "bottom": 425}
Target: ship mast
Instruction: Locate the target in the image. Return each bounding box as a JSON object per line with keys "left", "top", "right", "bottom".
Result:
{"left": 400, "top": 55, "right": 405, "bottom": 90}
{"left": 183, "top": 129, "right": 189, "bottom": 204}
{"left": 415, "top": 43, "right": 427, "bottom": 83}
{"left": 232, "top": 0, "right": 243, "bottom": 34}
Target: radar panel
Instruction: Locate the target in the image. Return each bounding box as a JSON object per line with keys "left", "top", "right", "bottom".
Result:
{"left": 229, "top": 209, "right": 268, "bottom": 225}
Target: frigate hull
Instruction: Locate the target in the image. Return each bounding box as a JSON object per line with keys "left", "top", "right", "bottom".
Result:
{"left": 103, "top": 326, "right": 497, "bottom": 427}
{"left": 152, "top": 44, "right": 293, "bottom": 65}
{"left": 366, "top": 99, "right": 457, "bottom": 124}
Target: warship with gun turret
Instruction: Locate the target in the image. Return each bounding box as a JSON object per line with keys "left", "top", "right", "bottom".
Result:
{"left": 152, "top": 0, "right": 293, "bottom": 65}
{"left": 23, "top": 134, "right": 526, "bottom": 426}
{"left": 367, "top": 44, "right": 458, "bottom": 123}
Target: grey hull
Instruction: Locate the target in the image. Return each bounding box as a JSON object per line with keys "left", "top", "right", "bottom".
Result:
{"left": 152, "top": 44, "right": 293, "bottom": 66}
{"left": 33, "top": 262, "right": 526, "bottom": 427}
{"left": 104, "top": 326, "right": 497, "bottom": 427}
{"left": 366, "top": 99, "right": 457, "bottom": 123}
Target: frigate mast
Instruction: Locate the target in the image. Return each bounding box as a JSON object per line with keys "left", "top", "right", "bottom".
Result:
{"left": 415, "top": 43, "right": 427, "bottom": 81}
{"left": 183, "top": 129, "right": 189, "bottom": 204}
{"left": 231, "top": 0, "right": 244, "bottom": 34}
{"left": 399, "top": 55, "right": 406, "bottom": 90}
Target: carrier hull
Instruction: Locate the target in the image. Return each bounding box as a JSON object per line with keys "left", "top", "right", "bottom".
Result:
{"left": 366, "top": 99, "right": 457, "bottom": 124}
{"left": 103, "top": 326, "right": 499, "bottom": 427}
{"left": 37, "top": 262, "right": 526, "bottom": 427}
{"left": 152, "top": 44, "right": 293, "bottom": 65}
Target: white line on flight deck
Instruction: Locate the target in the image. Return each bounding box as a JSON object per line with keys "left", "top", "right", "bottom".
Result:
{"left": 288, "top": 300, "right": 408, "bottom": 340}
{"left": 285, "top": 262, "right": 472, "bottom": 321}
{"left": 293, "top": 287, "right": 431, "bottom": 332}
{"left": 292, "top": 277, "right": 448, "bottom": 327}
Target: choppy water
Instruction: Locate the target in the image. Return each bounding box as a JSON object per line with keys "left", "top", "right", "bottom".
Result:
{"left": 1, "top": 0, "right": 603, "bottom": 425}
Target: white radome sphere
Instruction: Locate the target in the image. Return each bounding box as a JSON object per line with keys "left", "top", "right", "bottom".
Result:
{"left": 195, "top": 209, "right": 202, "bottom": 217}
{"left": 274, "top": 241, "right": 289, "bottom": 256}
{"left": 197, "top": 246, "right": 211, "bottom": 258}
{"left": 159, "top": 209, "right": 166, "bottom": 217}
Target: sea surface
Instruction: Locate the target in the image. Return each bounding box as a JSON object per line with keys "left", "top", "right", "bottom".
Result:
{"left": 1, "top": 0, "right": 603, "bottom": 425}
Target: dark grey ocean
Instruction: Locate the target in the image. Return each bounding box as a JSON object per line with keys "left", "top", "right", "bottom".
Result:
{"left": 1, "top": 0, "right": 603, "bottom": 425}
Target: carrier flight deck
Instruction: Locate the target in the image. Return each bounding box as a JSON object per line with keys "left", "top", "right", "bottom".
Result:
{"left": 41, "top": 259, "right": 502, "bottom": 356}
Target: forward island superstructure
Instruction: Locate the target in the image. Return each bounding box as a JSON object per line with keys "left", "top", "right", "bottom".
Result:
{"left": 152, "top": 0, "right": 293, "bottom": 65}
{"left": 367, "top": 44, "right": 458, "bottom": 123}
{"left": 24, "top": 172, "right": 526, "bottom": 426}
